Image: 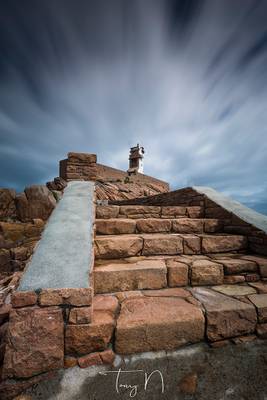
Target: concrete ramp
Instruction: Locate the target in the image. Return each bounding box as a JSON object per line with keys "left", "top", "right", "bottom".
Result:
{"left": 19, "top": 181, "right": 95, "bottom": 291}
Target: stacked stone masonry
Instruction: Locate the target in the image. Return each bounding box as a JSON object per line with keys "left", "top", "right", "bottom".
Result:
{"left": 1, "top": 158, "right": 267, "bottom": 398}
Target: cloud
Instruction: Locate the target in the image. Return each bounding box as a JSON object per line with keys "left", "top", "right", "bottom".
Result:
{"left": 0, "top": 0, "right": 266, "bottom": 214}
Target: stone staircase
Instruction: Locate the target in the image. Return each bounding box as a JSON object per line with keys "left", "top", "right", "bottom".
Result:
{"left": 92, "top": 203, "right": 267, "bottom": 354}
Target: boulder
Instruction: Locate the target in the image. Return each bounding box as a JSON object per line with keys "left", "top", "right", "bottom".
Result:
{"left": 0, "top": 189, "right": 16, "bottom": 220}
{"left": 16, "top": 185, "right": 56, "bottom": 222}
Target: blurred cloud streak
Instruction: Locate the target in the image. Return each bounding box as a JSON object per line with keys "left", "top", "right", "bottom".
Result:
{"left": 0, "top": 0, "right": 266, "bottom": 213}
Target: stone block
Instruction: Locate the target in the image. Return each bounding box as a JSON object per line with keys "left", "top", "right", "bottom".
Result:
{"left": 216, "top": 258, "right": 257, "bottom": 274}
{"left": 39, "top": 288, "right": 92, "bottom": 306}
{"left": 96, "top": 219, "right": 136, "bottom": 235}
{"left": 142, "top": 234, "right": 183, "bottom": 256}
{"left": 11, "top": 291, "right": 37, "bottom": 308}
{"left": 166, "top": 259, "right": 188, "bottom": 287}
{"left": 161, "top": 206, "right": 187, "bottom": 217}
{"left": 191, "top": 287, "right": 257, "bottom": 341}
{"left": 95, "top": 235, "right": 143, "bottom": 259}
{"left": 69, "top": 307, "right": 92, "bottom": 324}
{"left": 3, "top": 307, "right": 64, "bottom": 379}
{"left": 201, "top": 235, "right": 247, "bottom": 253}
{"left": 172, "top": 219, "right": 203, "bottom": 234}
{"left": 65, "top": 311, "right": 115, "bottom": 355}
{"left": 191, "top": 260, "right": 224, "bottom": 286}
{"left": 187, "top": 206, "right": 204, "bottom": 218}
{"left": 248, "top": 294, "right": 267, "bottom": 323}
{"left": 94, "top": 259, "right": 167, "bottom": 293}
{"left": 182, "top": 234, "right": 201, "bottom": 255}
{"left": 96, "top": 205, "right": 120, "bottom": 219}
{"left": 136, "top": 218, "right": 171, "bottom": 233}
{"left": 115, "top": 296, "right": 205, "bottom": 353}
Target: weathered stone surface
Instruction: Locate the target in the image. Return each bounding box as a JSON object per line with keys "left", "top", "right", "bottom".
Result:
{"left": 119, "top": 206, "right": 161, "bottom": 217}
{"left": 142, "top": 287, "right": 191, "bottom": 298}
{"left": 96, "top": 205, "right": 120, "bottom": 219}
{"left": 212, "top": 285, "right": 257, "bottom": 296}
{"left": 241, "top": 255, "right": 267, "bottom": 277}
{"left": 136, "top": 218, "right": 171, "bottom": 233}
{"left": 0, "top": 371, "right": 56, "bottom": 400}
{"left": 77, "top": 349, "right": 115, "bottom": 368}
{"left": 0, "top": 304, "right": 12, "bottom": 325}
{"left": 78, "top": 352, "right": 102, "bottom": 368}
{"left": 39, "top": 288, "right": 92, "bottom": 306}
{"left": 95, "top": 235, "right": 143, "bottom": 259}
{"left": 115, "top": 296, "right": 205, "bottom": 353}
{"left": 166, "top": 259, "right": 189, "bottom": 287}
{"left": 96, "top": 219, "right": 136, "bottom": 235}
{"left": 94, "top": 259, "right": 167, "bottom": 293}
{"left": 142, "top": 234, "right": 183, "bottom": 256}
{"left": 3, "top": 307, "right": 64, "bottom": 378}
{"left": 191, "top": 260, "right": 224, "bottom": 286}
{"left": 216, "top": 258, "right": 257, "bottom": 274}
{"left": 0, "top": 248, "right": 12, "bottom": 273}
{"left": 161, "top": 206, "right": 187, "bottom": 217}
{"left": 172, "top": 219, "right": 203, "bottom": 234}
{"left": 182, "top": 234, "right": 201, "bottom": 255}
{"left": 93, "top": 295, "right": 119, "bottom": 317}
{"left": 245, "top": 273, "right": 260, "bottom": 282}
{"left": 248, "top": 281, "right": 267, "bottom": 294}
{"left": 46, "top": 177, "right": 67, "bottom": 192}
{"left": 248, "top": 294, "right": 267, "bottom": 323}
{"left": 224, "top": 275, "right": 246, "bottom": 284}
{"left": 68, "top": 152, "right": 97, "bottom": 164}
{"left": 69, "top": 307, "right": 92, "bottom": 324}
{"left": 11, "top": 291, "right": 37, "bottom": 308}
{"left": 16, "top": 185, "right": 56, "bottom": 222}
{"left": 0, "top": 189, "right": 16, "bottom": 220}
{"left": 64, "top": 356, "right": 77, "bottom": 368}
{"left": 99, "top": 348, "right": 115, "bottom": 364}
{"left": 187, "top": 206, "right": 203, "bottom": 218}
{"left": 256, "top": 323, "right": 267, "bottom": 338}
{"left": 201, "top": 235, "right": 247, "bottom": 253}
{"left": 65, "top": 311, "right": 115, "bottom": 355}
{"left": 115, "top": 291, "right": 143, "bottom": 302}
{"left": 204, "top": 219, "right": 223, "bottom": 233}
{"left": 191, "top": 287, "right": 257, "bottom": 341}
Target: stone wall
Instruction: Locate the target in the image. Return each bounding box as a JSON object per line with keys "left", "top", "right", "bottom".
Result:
{"left": 110, "top": 187, "right": 267, "bottom": 256}
{"left": 0, "top": 178, "right": 67, "bottom": 383}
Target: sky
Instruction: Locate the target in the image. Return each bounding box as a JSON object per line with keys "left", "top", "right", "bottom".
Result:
{"left": 0, "top": 0, "right": 267, "bottom": 214}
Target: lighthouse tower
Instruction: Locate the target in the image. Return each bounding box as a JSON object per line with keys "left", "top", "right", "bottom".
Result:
{"left": 127, "top": 144, "right": 145, "bottom": 174}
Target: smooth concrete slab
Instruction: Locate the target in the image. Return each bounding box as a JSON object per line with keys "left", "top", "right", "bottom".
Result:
{"left": 19, "top": 181, "right": 95, "bottom": 290}
{"left": 194, "top": 186, "right": 267, "bottom": 234}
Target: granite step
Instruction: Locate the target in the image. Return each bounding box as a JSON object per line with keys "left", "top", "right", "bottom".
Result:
{"left": 94, "top": 233, "right": 248, "bottom": 259}
{"left": 93, "top": 253, "right": 267, "bottom": 294}
{"left": 96, "top": 205, "right": 204, "bottom": 219}
{"left": 95, "top": 218, "right": 223, "bottom": 235}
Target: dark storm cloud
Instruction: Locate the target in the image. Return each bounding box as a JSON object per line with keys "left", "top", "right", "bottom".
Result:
{"left": 0, "top": 0, "right": 266, "bottom": 214}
